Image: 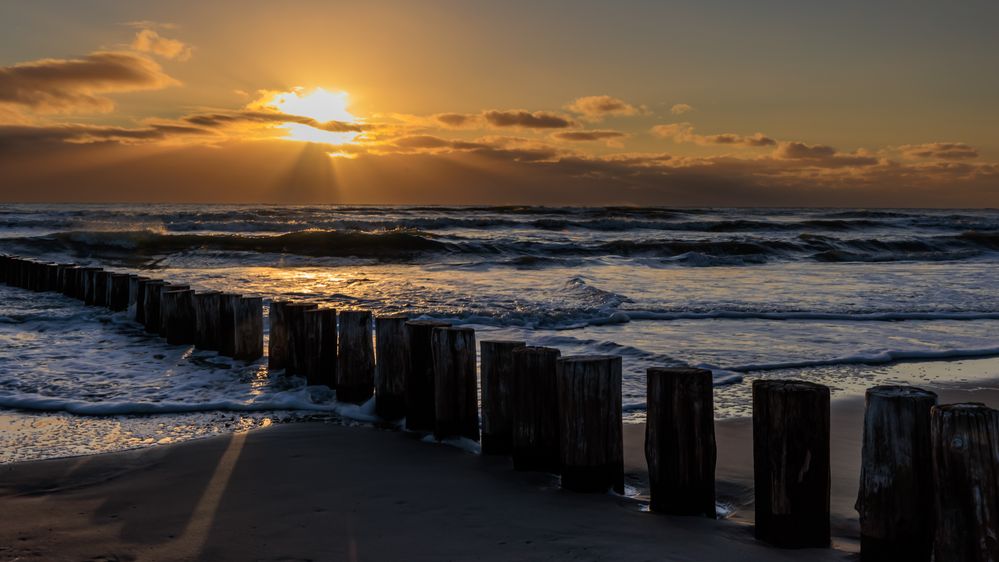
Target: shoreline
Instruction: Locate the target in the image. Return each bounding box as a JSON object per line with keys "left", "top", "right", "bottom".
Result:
{"left": 4, "top": 372, "right": 999, "bottom": 559}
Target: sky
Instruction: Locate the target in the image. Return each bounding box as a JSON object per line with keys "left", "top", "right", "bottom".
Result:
{"left": 1, "top": 0, "right": 997, "bottom": 206}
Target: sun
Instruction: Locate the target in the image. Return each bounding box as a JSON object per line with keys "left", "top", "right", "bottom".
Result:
{"left": 266, "top": 87, "right": 360, "bottom": 145}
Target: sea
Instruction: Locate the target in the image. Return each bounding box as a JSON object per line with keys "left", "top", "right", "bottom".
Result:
{"left": 2, "top": 204, "right": 999, "bottom": 462}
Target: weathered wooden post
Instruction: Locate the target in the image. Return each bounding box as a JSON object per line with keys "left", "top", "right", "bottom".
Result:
{"left": 134, "top": 278, "right": 156, "bottom": 323}
{"left": 931, "top": 403, "right": 999, "bottom": 562}
{"left": 142, "top": 280, "right": 166, "bottom": 333}
{"left": 753, "top": 379, "right": 831, "bottom": 548}
{"left": 159, "top": 284, "right": 189, "bottom": 336}
{"left": 645, "top": 367, "right": 716, "bottom": 517}
{"left": 511, "top": 346, "right": 562, "bottom": 472}
{"left": 217, "top": 293, "right": 241, "bottom": 357}
{"left": 81, "top": 268, "right": 102, "bottom": 305}
{"left": 58, "top": 265, "right": 79, "bottom": 297}
{"left": 267, "top": 300, "right": 291, "bottom": 371}
{"left": 374, "top": 315, "right": 409, "bottom": 420}
{"left": 304, "top": 308, "right": 337, "bottom": 386}
{"left": 285, "top": 303, "right": 318, "bottom": 375}
{"left": 337, "top": 310, "right": 375, "bottom": 404}
{"left": 162, "top": 289, "right": 196, "bottom": 345}
{"left": 193, "top": 291, "right": 221, "bottom": 350}
{"left": 127, "top": 275, "right": 145, "bottom": 318}
{"left": 404, "top": 320, "right": 451, "bottom": 432}
{"left": 556, "top": 355, "right": 623, "bottom": 493}
{"left": 480, "top": 340, "right": 526, "bottom": 454}
{"left": 233, "top": 296, "right": 263, "bottom": 360}
{"left": 855, "top": 385, "right": 937, "bottom": 562}
{"left": 92, "top": 270, "right": 110, "bottom": 307}
{"left": 431, "top": 326, "right": 478, "bottom": 442}
{"left": 107, "top": 273, "right": 131, "bottom": 312}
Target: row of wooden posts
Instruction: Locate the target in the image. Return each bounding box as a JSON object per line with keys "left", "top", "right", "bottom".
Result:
{"left": 2, "top": 254, "right": 997, "bottom": 560}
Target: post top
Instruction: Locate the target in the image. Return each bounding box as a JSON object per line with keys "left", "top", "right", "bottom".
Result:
{"left": 405, "top": 320, "right": 451, "bottom": 327}
{"left": 480, "top": 340, "right": 526, "bottom": 348}
{"left": 647, "top": 366, "right": 713, "bottom": 377}
{"left": 752, "top": 379, "right": 829, "bottom": 394}
{"left": 867, "top": 385, "right": 937, "bottom": 400}
{"left": 933, "top": 402, "right": 996, "bottom": 414}
{"left": 557, "top": 354, "right": 622, "bottom": 364}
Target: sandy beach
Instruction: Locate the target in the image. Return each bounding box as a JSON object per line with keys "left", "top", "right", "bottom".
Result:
{"left": 2, "top": 378, "right": 995, "bottom": 561}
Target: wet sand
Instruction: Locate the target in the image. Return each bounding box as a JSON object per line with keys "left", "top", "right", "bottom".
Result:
{"left": 2, "top": 382, "right": 998, "bottom": 560}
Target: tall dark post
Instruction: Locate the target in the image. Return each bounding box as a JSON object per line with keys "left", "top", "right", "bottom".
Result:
{"left": 375, "top": 315, "right": 409, "bottom": 420}
{"left": 480, "top": 340, "right": 526, "bottom": 454}
{"left": 337, "top": 310, "right": 375, "bottom": 404}
{"left": 404, "top": 320, "right": 451, "bottom": 433}
{"left": 217, "top": 293, "right": 241, "bottom": 357}
{"left": 431, "top": 326, "right": 478, "bottom": 442}
{"left": 108, "top": 273, "right": 131, "bottom": 312}
{"left": 162, "top": 289, "right": 196, "bottom": 345}
{"left": 194, "top": 291, "right": 222, "bottom": 350}
{"left": 645, "top": 367, "right": 716, "bottom": 517}
{"left": 285, "top": 303, "right": 318, "bottom": 375}
{"left": 159, "top": 284, "right": 189, "bottom": 336}
{"left": 511, "top": 346, "right": 562, "bottom": 473}
{"left": 556, "top": 355, "right": 623, "bottom": 493}
{"left": 931, "top": 403, "right": 999, "bottom": 562}
{"left": 304, "top": 308, "right": 337, "bottom": 386}
{"left": 856, "top": 385, "right": 937, "bottom": 562}
{"left": 268, "top": 300, "right": 290, "bottom": 371}
{"left": 233, "top": 296, "right": 263, "bottom": 360}
{"left": 753, "top": 379, "right": 831, "bottom": 548}
{"left": 142, "top": 280, "right": 166, "bottom": 333}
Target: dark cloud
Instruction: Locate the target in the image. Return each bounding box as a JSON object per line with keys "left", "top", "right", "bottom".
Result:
{"left": 0, "top": 52, "right": 176, "bottom": 113}
{"left": 774, "top": 141, "right": 837, "bottom": 159}
{"left": 901, "top": 142, "right": 979, "bottom": 160}
{"left": 553, "top": 130, "right": 626, "bottom": 142}
{"left": 483, "top": 110, "right": 574, "bottom": 129}
{"left": 0, "top": 123, "right": 215, "bottom": 147}
{"left": 433, "top": 113, "right": 480, "bottom": 128}
{"left": 707, "top": 133, "right": 776, "bottom": 147}
{"left": 181, "top": 110, "right": 366, "bottom": 133}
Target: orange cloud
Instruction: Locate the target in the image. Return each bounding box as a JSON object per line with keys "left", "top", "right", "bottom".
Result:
{"left": 652, "top": 123, "right": 776, "bottom": 147}
{"left": 131, "top": 29, "right": 194, "bottom": 61}
{"left": 670, "top": 103, "right": 693, "bottom": 115}
{"left": 900, "top": 142, "right": 978, "bottom": 160}
{"left": 565, "top": 95, "right": 638, "bottom": 120}
{"left": 0, "top": 51, "right": 177, "bottom": 114}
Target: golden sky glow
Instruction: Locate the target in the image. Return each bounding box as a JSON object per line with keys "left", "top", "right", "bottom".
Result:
{"left": 0, "top": 1, "right": 997, "bottom": 205}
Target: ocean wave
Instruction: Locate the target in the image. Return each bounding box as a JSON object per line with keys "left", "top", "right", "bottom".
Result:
{"left": 717, "top": 345, "right": 999, "bottom": 372}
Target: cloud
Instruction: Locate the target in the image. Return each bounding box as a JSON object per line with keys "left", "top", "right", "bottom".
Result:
{"left": 773, "top": 141, "right": 879, "bottom": 167}
{"left": 670, "top": 103, "right": 693, "bottom": 115}
{"left": 900, "top": 142, "right": 978, "bottom": 160}
{"left": 565, "top": 95, "right": 638, "bottom": 120}
{"left": 652, "top": 123, "right": 776, "bottom": 147}
{"left": 482, "top": 109, "right": 574, "bottom": 129}
{"left": 553, "top": 130, "right": 627, "bottom": 142}
{"left": 0, "top": 123, "right": 215, "bottom": 147}
{"left": 131, "top": 29, "right": 193, "bottom": 61}
{"left": 0, "top": 51, "right": 177, "bottom": 114}
{"left": 433, "top": 113, "right": 481, "bottom": 128}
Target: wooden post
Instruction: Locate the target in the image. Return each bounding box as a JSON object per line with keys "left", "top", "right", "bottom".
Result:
{"left": 267, "top": 300, "right": 290, "bottom": 371}
{"left": 511, "top": 346, "right": 562, "bottom": 473}
{"left": 107, "top": 273, "right": 131, "bottom": 312}
{"left": 193, "top": 291, "right": 221, "bottom": 350}
{"left": 337, "top": 310, "right": 375, "bottom": 404}
{"left": 645, "top": 367, "right": 716, "bottom": 517}
{"left": 556, "top": 355, "right": 623, "bottom": 493}
{"left": 480, "top": 340, "right": 526, "bottom": 454}
{"left": 304, "top": 308, "right": 337, "bottom": 386}
{"left": 404, "top": 320, "right": 451, "bottom": 432}
{"left": 58, "top": 265, "right": 79, "bottom": 297}
{"left": 855, "top": 385, "right": 937, "bottom": 562}
{"left": 142, "top": 280, "right": 166, "bottom": 333}
{"left": 753, "top": 379, "right": 831, "bottom": 548}
{"left": 375, "top": 315, "right": 409, "bottom": 420}
{"left": 92, "top": 271, "right": 110, "bottom": 307}
{"left": 217, "top": 293, "right": 241, "bottom": 357}
{"left": 159, "top": 284, "right": 189, "bottom": 336}
{"left": 134, "top": 278, "right": 156, "bottom": 324}
{"left": 431, "top": 326, "right": 478, "bottom": 442}
{"left": 162, "top": 289, "right": 196, "bottom": 345}
{"left": 127, "top": 275, "right": 145, "bottom": 318}
{"left": 233, "top": 296, "right": 264, "bottom": 360}
{"left": 931, "top": 403, "right": 999, "bottom": 562}
{"left": 285, "top": 303, "right": 318, "bottom": 375}
{"left": 82, "top": 268, "right": 103, "bottom": 305}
